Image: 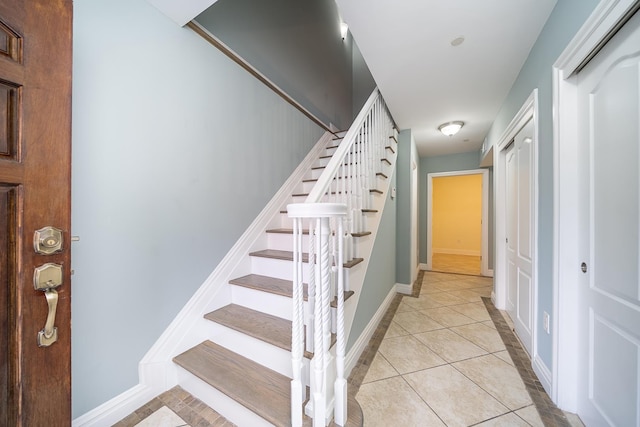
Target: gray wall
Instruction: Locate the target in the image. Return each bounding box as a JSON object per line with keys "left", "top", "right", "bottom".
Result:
{"left": 352, "top": 40, "right": 377, "bottom": 121}
{"left": 347, "top": 169, "right": 397, "bottom": 350}
{"left": 419, "top": 152, "right": 493, "bottom": 267}
{"left": 395, "top": 130, "right": 413, "bottom": 285}
{"left": 196, "top": 0, "right": 363, "bottom": 130}
{"left": 483, "top": 0, "right": 600, "bottom": 370}
{"left": 72, "top": 0, "right": 324, "bottom": 417}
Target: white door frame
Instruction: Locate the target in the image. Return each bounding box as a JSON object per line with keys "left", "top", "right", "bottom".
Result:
{"left": 552, "top": 0, "right": 639, "bottom": 410}
{"left": 493, "top": 89, "right": 540, "bottom": 375}
{"left": 411, "top": 158, "right": 419, "bottom": 282}
{"left": 493, "top": 90, "right": 539, "bottom": 309}
{"left": 426, "top": 169, "right": 489, "bottom": 276}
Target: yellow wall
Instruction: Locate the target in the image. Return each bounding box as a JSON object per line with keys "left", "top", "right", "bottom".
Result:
{"left": 432, "top": 174, "right": 482, "bottom": 255}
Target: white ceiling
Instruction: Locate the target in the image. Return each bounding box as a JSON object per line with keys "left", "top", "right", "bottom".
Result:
{"left": 335, "top": 0, "right": 557, "bottom": 157}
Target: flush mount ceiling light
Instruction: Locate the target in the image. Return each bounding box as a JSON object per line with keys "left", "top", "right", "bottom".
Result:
{"left": 450, "top": 36, "right": 465, "bottom": 47}
{"left": 438, "top": 121, "right": 464, "bottom": 136}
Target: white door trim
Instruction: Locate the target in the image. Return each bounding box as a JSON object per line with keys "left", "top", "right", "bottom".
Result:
{"left": 493, "top": 89, "right": 539, "bottom": 310}
{"left": 426, "top": 169, "right": 489, "bottom": 276}
{"left": 493, "top": 89, "right": 540, "bottom": 383}
{"left": 552, "top": 0, "right": 639, "bottom": 411}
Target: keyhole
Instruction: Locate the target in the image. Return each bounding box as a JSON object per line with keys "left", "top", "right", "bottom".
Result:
{"left": 581, "top": 262, "right": 587, "bottom": 273}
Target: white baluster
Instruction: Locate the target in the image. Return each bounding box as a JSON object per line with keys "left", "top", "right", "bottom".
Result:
{"left": 334, "top": 217, "right": 347, "bottom": 425}
{"left": 307, "top": 220, "right": 316, "bottom": 354}
{"left": 312, "top": 217, "right": 327, "bottom": 427}
{"left": 291, "top": 217, "right": 304, "bottom": 427}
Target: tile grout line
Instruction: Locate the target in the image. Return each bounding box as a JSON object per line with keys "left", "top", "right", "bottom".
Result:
{"left": 481, "top": 297, "right": 571, "bottom": 427}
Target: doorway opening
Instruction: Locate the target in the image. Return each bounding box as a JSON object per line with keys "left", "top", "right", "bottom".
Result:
{"left": 426, "top": 169, "right": 489, "bottom": 276}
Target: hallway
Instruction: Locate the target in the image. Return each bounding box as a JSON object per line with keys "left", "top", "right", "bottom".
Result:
{"left": 352, "top": 271, "right": 583, "bottom": 427}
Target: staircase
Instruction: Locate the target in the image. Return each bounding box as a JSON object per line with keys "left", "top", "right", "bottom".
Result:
{"left": 142, "top": 89, "right": 396, "bottom": 427}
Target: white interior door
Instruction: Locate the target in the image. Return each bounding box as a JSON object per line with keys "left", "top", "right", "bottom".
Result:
{"left": 505, "top": 119, "right": 534, "bottom": 356}
{"left": 575, "top": 10, "right": 640, "bottom": 426}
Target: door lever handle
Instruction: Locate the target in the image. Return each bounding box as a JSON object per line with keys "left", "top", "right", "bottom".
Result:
{"left": 38, "top": 289, "right": 59, "bottom": 347}
{"left": 33, "top": 263, "right": 63, "bottom": 347}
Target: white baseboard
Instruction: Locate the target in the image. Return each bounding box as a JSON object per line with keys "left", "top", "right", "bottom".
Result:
{"left": 345, "top": 287, "right": 396, "bottom": 376}
{"left": 533, "top": 354, "right": 553, "bottom": 396}
{"left": 419, "top": 263, "right": 428, "bottom": 270}
{"left": 433, "top": 248, "right": 482, "bottom": 256}
{"left": 72, "top": 384, "right": 158, "bottom": 427}
{"left": 486, "top": 269, "right": 494, "bottom": 277}
{"left": 395, "top": 283, "right": 412, "bottom": 295}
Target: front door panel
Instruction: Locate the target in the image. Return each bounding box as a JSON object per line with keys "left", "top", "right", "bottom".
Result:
{"left": 0, "top": 1, "right": 72, "bottom": 425}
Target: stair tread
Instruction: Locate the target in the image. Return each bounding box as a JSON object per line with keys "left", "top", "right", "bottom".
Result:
{"left": 293, "top": 189, "right": 382, "bottom": 197}
{"left": 230, "top": 274, "right": 355, "bottom": 306}
{"left": 205, "top": 304, "right": 295, "bottom": 355}
{"left": 250, "top": 249, "right": 364, "bottom": 268}
{"left": 205, "top": 304, "right": 334, "bottom": 359}
{"left": 230, "top": 274, "right": 309, "bottom": 299}
{"left": 303, "top": 172, "right": 387, "bottom": 183}
{"left": 174, "top": 340, "right": 291, "bottom": 426}
{"left": 267, "top": 228, "right": 310, "bottom": 235}
{"left": 267, "top": 228, "right": 371, "bottom": 238}
{"left": 250, "top": 249, "right": 309, "bottom": 262}
{"left": 351, "top": 231, "right": 372, "bottom": 237}
{"left": 175, "top": 343, "right": 364, "bottom": 426}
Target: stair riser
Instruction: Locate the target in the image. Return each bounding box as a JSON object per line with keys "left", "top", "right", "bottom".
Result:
{"left": 231, "top": 284, "right": 296, "bottom": 320}
{"left": 267, "top": 232, "right": 309, "bottom": 252}
{"left": 251, "top": 256, "right": 309, "bottom": 282}
{"left": 177, "top": 368, "right": 274, "bottom": 427}
{"left": 309, "top": 168, "right": 327, "bottom": 180}
{"left": 324, "top": 145, "right": 338, "bottom": 156}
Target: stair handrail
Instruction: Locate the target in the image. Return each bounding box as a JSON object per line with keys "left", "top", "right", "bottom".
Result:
{"left": 305, "top": 88, "right": 383, "bottom": 203}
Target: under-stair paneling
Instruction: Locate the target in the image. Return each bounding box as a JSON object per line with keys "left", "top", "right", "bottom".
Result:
{"left": 71, "top": 0, "right": 325, "bottom": 419}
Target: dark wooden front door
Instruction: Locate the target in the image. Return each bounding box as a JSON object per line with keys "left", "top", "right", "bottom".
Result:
{"left": 0, "top": 0, "right": 72, "bottom": 425}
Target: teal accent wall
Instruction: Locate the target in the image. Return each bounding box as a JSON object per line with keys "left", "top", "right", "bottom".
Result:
{"left": 347, "top": 169, "right": 397, "bottom": 350}
{"left": 72, "top": 0, "right": 324, "bottom": 417}
{"left": 483, "top": 0, "right": 600, "bottom": 371}
{"left": 196, "top": 0, "right": 376, "bottom": 130}
{"left": 395, "top": 130, "right": 414, "bottom": 285}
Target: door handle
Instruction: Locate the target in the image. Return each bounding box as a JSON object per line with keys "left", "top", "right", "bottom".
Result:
{"left": 33, "top": 263, "right": 63, "bottom": 347}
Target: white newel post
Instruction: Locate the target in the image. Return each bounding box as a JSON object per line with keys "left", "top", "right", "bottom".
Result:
{"left": 288, "top": 203, "right": 347, "bottom": 427}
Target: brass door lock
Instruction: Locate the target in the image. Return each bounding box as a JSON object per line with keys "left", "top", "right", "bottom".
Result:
{"left": 33, "top": 226, "right": 63, "bottom": 255}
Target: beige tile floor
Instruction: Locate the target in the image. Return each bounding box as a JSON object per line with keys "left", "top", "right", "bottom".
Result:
{"left": 356, "top": 271, "right": 555, "bottom": 427}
